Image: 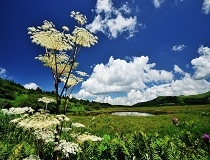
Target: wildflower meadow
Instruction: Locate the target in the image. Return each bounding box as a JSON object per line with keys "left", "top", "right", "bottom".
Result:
{"left": 0, "top": 11, "right": 210, "bottom": 160}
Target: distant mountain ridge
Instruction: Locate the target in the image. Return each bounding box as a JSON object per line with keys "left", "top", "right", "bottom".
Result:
{"left": 132, "top": 91, "right": 210, "bottom": 107}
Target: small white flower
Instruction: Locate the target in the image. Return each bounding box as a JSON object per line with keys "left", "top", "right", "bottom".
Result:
{"left": 62, "top": 26, "right": 69, "bottom": 31}
{"left": 76, "top": 71, "right": 89, "bottom": 77}
{"left": 70, "top": 11, "right": 87, "bottom": 26}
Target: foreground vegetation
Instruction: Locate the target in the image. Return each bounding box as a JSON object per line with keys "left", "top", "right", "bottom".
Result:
{"left": 1, "top": 105, "right": 210, "bottom": 159}
{"left": 1, "top": 78, "right": 210, "bottom": 159}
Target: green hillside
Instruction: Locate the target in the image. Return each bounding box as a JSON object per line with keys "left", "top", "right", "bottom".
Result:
{"left": 0, "top": 78, "right": 112, "bottom": 113}
{"left": 1, "top": 78, "right": 210, "bottom": 111}
{"left": 133, "top": 91, "right": 210, "bottom": 107}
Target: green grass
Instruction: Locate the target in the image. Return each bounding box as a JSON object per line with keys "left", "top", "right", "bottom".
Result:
{"left": 1, "top": 104, "right": 210, "bottom": 159}
{"left": 68, "top": 105, "right": 210, "bottom": 137}
{"left": 81, "top": 104, "right": 210, "bottom": 115}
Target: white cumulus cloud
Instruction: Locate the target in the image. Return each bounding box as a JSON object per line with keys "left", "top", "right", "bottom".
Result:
{"left": 74, "top": 56, "right": 175, "bottom": 104}
{"left": 174, "top": 65, "right": 184, "bottom": 74}
{"left": 191, "top": 45, "right": 210, "bottom": 80}
{"left": 0, "top": 67, "right": 7, "bottom": 79}
{"left": 82, "top": 75, "right": 210, "bottom": 106}
{"left": 202, "top": 0, "right": 210, "bottom": 14}
{"left": 86, "top": 0, "right": 139, "bottom": 39}
{"left": 24, "top": 82, "right": 39, "bottom": 90}
{"left": 172, "top": 44, "right": 186, "bottom": 51}
{"left": 74, "top": 45, "right": 210, "bottom": 105}
{"left": 81, "top": 56, "right": 173, "bottom": 94}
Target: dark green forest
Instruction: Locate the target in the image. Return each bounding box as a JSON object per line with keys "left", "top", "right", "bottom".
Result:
{"left": 1, "top": 78, "right": 210, "bottom": 113}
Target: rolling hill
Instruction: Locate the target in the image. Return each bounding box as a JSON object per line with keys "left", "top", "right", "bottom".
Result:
{"left": 0, "top": 78, "right": 210, "bottom": 110}
{"left": 132, "top": 91, "right": 210, "bottom": 107}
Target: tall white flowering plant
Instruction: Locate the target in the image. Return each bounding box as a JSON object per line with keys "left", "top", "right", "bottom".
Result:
{"left": 28, "top": 11, "right": 97, "bottom": 116}
{"left": 10, "top": 11, "right": 98, "bottom": 160}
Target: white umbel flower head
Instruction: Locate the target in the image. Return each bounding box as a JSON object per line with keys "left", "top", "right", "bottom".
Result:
{"left": 38, "top": 97, "right": 56, "bottom": 104}
{"left": 72, "top": 27, "right": 98, "bottom": 47}
{"left": 1, "top": 107, "right": 34, "bottom": 115}
{"left": 23, "top": 155, "right": 40, "bottom": 160}
{"left": 28, "top": 20, "right": 73, "bottom": 51}
{"left": 71, "top": 133, "right": 103, "bottom": 144}
{"left": 60, "top": 75, "right": 83, "bottom": 88}
{"left": 71, "top": 122, "right": 85, "bottom": 128}
{"left": 35, "top": 53, "right": 78, "bottom": 75}
{"left": 33, "top": 129, "right": 54, "bottom": 143}
{"left": 70, "top": 11, "right": 87, "bottom": 26}
{"left": 55, "top": 114, "right": 70, "bottom": 122}
{"left": 58, "top": 140, "right": 81, "bottom": 157}
{"left": 10, "top": 112, "right": 60, "bottom": 129}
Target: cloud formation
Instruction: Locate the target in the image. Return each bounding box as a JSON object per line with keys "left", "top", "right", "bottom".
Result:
{"left": 74, "top": 46, "right": 210, "bottom": 105}
{"left": 191, "top": 45, "right": 210, "bottom": 79}
{"left": 174, "top": 65, "right": 185, "bottom": 75}
{"left": 172, "top": 44, "right": 186, "bottom": 51}
{"left": 153, "top": 0, "right": 164, "bottom": 8}
{"left": 86, "top": 0, "right": 139, "bottom": 39}
{"left": 202, "top": 0, "right": 210, "bottom": 14}
{"left": 96, "top": 76, "right": 210, "bottom": 105}
{"left": 24, "top": 82, "right": 39, "bottom": 90}
{"left": 80, "top": 56, "right": 172, "bottom": 94}
{"left": 0, "top": 67, "right": 7, "bottom": 79}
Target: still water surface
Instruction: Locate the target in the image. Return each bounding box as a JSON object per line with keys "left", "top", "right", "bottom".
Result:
{"left": 111, "top": 112, "right": 154, "bottom": 116}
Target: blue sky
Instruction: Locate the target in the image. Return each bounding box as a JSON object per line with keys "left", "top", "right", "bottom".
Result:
{"left": 1, "top": 0, "right": 210, "bottom": 105}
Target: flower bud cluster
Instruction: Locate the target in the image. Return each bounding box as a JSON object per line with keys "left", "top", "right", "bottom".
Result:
{"left": 70, "top": 11, "right": 87, "bottom": 26}
{"left": 38, "top": 97, "right": 56, "bottom": 104}
{"left": 23, "top": 155, "right": 40, "bottom": 160}
{"left": 60, "top": 75, "right": 83, "bottom": 88}
{"left": 72, "top": 27, "right": 98, "bottom": 47}
{"left": 28, "top": 20, "right": 73, "bottom": 51}
{"left": 1, "top": 107, "right": 34, "bottom": 115}
{"left": 10, "top": 112, "right": 60, "bottom": 129}
{"left": 33, "top": 129, "right": 54, "bottom": 143}
{"left": 71, "top": 133, "right": 103, "bottom": 144}
{"left": 35, "top": 53, "right": 78, "bottom": 75}
{"left": 55, "top": 114, "right": 70, "bottom": 122}
{"left": 58, "top": 140, "right": 81, "bottom": 157}
{"left": 28, "top": 11, "right": 98, "bottom": 51}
